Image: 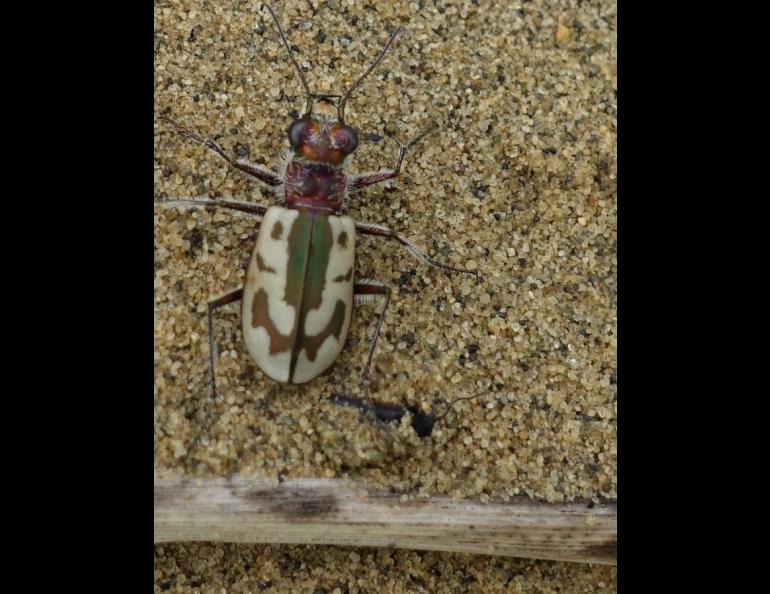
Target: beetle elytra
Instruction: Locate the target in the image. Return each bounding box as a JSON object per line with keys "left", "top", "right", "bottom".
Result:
{"left": 157, "top": 3, "right": 476, "bottom": 403}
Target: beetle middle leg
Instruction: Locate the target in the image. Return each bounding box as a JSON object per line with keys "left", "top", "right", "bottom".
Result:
{"left": 155, "top": 198, "right": 270, "bottom": 218}
{"left": 356, "top": 221, "right": 478, "bottom": 279}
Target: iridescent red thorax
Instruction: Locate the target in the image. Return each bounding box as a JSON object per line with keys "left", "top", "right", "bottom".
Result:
{"left": 284, "top": 161, "right": 347, "bottom": 212}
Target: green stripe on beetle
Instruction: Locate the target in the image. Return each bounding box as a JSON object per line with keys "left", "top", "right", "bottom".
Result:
{"left": 242, "top": 206, "right": 355, "bottom": 383}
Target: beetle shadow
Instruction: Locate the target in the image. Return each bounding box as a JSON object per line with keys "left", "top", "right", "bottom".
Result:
{"left": 331, "top": 393, "right": 436, "bottom": 438}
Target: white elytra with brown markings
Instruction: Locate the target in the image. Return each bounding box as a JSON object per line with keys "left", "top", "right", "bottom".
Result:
{"left": 241, "top": 206, "right": 355, "bottom": 383}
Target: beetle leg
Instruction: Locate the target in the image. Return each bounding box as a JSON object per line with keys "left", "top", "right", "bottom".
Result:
{"left": 206, "top": 288, "right": 244, "bottom": 401}
{"left": 331, "top": 282, "right": 440, "bottom": 438}
{"left": 350, "top": 169, "right": 398, "bottom": 189}
{"left": 354, "top": 281, "right": 391, "bottom": 398}
{"left": 155, "top": 198, "right": 270, "bottom": 218}
{"left": 355, "top": 222, "right": 478, "bottom": 280}
{"left": 183, "top": 287, "right": 246, "bottom": 461}
{"left": 160, "top": 115, "right": 281, "bottom": 186}
{"left": 351, "top": 122, "right": 437, "bottom": 188}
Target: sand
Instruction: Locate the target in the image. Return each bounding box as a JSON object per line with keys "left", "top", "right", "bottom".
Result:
{"left": 155, "top": 0, "right": 616, "bottom": 590}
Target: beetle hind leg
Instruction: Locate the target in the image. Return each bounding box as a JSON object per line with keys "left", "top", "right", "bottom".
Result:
{"left": 353, "top": 280, "right": 391, "bottom": 399}
{"left": 207, "top": 288, "right": 244, "bottom": 401}
{"left": 332, "top": 281, "right": 438, "bottom": 438}
{"left": 181, "top": 287, "right": 244, "bottom": 463}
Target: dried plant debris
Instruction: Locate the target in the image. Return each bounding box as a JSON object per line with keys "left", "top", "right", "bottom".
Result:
{"left": 154, "top": 0, "right": 616, "bottom": 508}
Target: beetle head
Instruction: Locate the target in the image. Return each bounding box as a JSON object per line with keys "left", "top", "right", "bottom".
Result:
{"left": 287, "top": 97, "right": 359, "bottom": 166}
{"left": 264, "top": 3, "right": 402, "bottom": 164}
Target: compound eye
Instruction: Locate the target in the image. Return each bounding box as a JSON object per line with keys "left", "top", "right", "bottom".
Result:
{"left": 334, "top": 125, "right": 358, "bottom": 154}
{"left": 288, "top": 116, "right": 313, "bottom": 149}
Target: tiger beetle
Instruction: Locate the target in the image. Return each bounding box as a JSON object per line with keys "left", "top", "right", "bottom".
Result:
{"left": 157, "top": 3, "right": 477, "bottom": 432}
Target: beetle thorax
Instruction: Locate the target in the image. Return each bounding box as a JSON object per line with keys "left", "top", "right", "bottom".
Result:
{"left": 284, "top": 104, "right": 356, "bottom": 212}
{"left": 283, "top": 160, "right": 348, "bottom": 212}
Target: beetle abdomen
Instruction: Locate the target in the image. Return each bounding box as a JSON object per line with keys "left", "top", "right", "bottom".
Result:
{"left": 242, "top": 206, "right": 355, "bottom": 383}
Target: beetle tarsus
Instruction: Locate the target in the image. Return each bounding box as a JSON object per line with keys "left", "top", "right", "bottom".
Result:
{"left": 403, "top": 121, "right": 439, "bottom": 153}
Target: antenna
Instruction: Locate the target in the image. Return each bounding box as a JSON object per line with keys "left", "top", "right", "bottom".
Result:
{"left": 338, "top": 26, "right": 403, "bottom": 122}
{"left": 263, "top": 3, "right": 314, "bottom": 115}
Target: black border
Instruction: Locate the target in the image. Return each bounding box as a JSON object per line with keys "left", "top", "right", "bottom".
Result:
{"left": 15, "top": 0, "right": 737, "bottom": 589}
{"left": 617, "top": 1, "right": 730, "bottom": 589}
{"left": 14, "top": 2, "right": 152, "bottom": 587}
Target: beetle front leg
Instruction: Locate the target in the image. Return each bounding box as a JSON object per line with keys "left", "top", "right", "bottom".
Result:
{"left": 160, "top": 115, "right": 281, "bottom": 187}
{"left": 351, "top": 122, "right": 437, "bottom": 189}
{"left": 356, "top": 221, "right": 478, "bottom": 279}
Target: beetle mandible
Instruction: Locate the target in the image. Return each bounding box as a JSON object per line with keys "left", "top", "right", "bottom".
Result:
{"left": 158, "top": 3, "right": 476, "bottom": 402}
